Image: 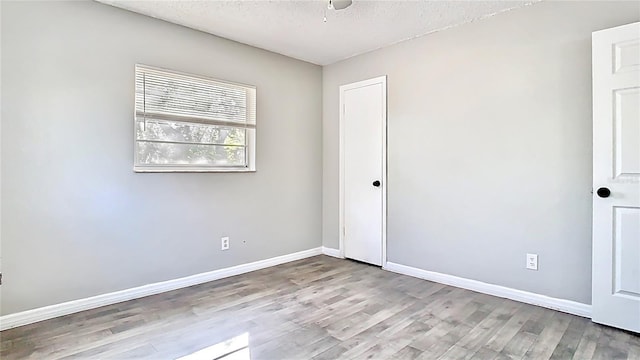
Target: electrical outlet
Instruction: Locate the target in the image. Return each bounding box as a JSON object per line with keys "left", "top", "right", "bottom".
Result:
{"left": 221, "top": 236, "right": 230, "bottom": 251}
{"left": 526, "top": 253, "right": 538, "bottom": 270}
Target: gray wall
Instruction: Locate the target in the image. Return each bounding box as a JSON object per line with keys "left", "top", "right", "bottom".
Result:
{"left": 323, "top": 1, "right": 640, "bottom": 304}
{"left": 1, "top": 1, "right": 322, "bottom": 315}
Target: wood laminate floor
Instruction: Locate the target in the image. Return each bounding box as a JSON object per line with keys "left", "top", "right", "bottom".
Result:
{"left": 1, "top": 255, "right": 639, "bottom": 360}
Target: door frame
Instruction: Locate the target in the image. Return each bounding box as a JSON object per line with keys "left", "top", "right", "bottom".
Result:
{"left": 338, "top": 75, "right": 388, "bottom": 268}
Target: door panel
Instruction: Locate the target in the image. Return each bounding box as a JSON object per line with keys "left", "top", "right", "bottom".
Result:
{"left": 592, "top": 22, "right": 640, "bottom": 333}
{"left": 341, "top": 77, "right": 386, "bottom": 266}
{"left": 613, "top": 207, "right": 640, "bottom": 298}
{"left": 614, "top": 88, "right": 640, "bottom": 176}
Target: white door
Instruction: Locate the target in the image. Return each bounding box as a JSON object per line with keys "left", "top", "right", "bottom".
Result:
{"left": 340, "top": 76, "right": 387, "bottom": 266}
{"left": 592, "top": 22, "right": 640, "bottom": 333}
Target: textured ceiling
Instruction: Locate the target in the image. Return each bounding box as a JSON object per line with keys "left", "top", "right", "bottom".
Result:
{"left": 98, "top": 0, "right": 536, "bottom": 65}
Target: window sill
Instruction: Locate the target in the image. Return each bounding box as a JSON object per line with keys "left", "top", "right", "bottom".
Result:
{"left": 133, "top": 166, "right": 256, "bottom": 173}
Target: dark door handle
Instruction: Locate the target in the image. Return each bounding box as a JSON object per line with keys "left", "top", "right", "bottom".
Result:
{"left": 597, "top": 187, "right": 611, "bottom": 198}
{"left": 372, "top": 180, "right": 381, "bottom": 187}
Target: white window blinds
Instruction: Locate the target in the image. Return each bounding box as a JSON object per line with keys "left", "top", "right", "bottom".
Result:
{"left": 134, "top": 64, "right": 256, "bottom": 172}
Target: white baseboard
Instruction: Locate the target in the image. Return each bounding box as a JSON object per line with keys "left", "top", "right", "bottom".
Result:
{"left": 0, "top": 247, "right": 322, "bottom": 331}
{"left": 385, "top": 261, "right": 591, "bottom": 318}
{"left": 321, "top": 247, "right": 342, "bottom": 258}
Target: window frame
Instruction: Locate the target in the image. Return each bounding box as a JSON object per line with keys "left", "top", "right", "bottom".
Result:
{"left": 133, "top": 64, "right": 257, "bottom": 173}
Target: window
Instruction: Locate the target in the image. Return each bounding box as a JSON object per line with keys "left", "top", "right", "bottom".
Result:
{"left": 134, "top": 65, "right": 256, "bottom": 172}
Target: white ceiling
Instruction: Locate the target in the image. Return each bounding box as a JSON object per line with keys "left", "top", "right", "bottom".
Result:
{"left": 98, "top": 0, "right": 536, "bottom": 65}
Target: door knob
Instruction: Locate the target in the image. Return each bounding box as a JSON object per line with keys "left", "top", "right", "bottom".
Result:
{"left": 372, "top": 180, "right": 381, "bottom": 187}
{"left": 596, "top": 187, "right": 611, "bottom": 198}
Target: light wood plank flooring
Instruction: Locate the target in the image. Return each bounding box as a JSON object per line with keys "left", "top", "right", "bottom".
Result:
{"left": 1, "top": 255, "right": 639, "bottom": 359}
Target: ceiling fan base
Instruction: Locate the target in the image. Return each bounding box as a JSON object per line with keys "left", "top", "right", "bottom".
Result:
{"left": 332, "top": 0, "right": 353, "bottom": 11}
